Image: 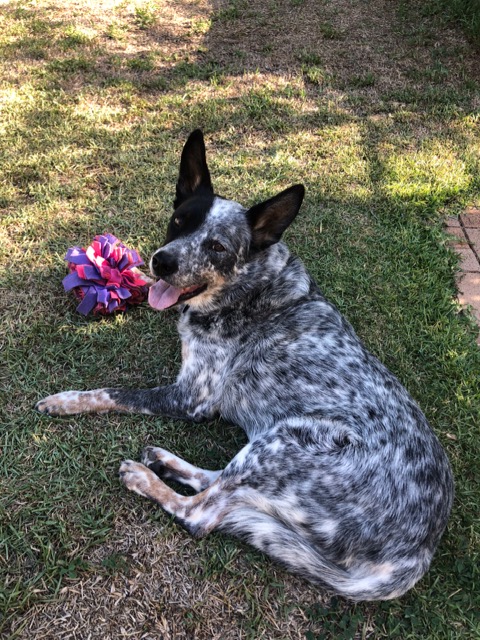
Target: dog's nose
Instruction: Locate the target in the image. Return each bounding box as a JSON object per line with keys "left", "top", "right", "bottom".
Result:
{"left": 151, "top": 250, "right": 178, "bottom": 277}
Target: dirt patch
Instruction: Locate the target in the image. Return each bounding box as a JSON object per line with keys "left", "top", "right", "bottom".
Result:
{"left": 12, "top": 514, "right": 326, "bottom": 639}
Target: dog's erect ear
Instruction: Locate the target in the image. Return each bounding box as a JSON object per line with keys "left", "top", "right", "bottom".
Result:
{"left": 175, "top": 130, "right": 213, "bottom": 208}
{"left": 246, "top": 184, "right": 305, "bottom": 251}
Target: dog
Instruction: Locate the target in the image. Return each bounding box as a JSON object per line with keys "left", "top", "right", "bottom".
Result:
{"left": 36, "top": 129, "right": 454, "bottom": 601}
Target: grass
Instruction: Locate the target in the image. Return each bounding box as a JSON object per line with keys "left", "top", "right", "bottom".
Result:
{"left": 421, "top": 0, "right": 480, "bottom": 45}
{"left": 1, "top": 0, "right": 479, "bottom": 638}
{"left": 133, "top": 2, "right": 158, "bottom": 29}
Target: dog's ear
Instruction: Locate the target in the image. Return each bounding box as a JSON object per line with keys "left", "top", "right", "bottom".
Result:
{"left": 246, "top": 184, "right": 305, "bottom": 250}
{"left": 175, "top": 130, "right": 213, "bottom": 208}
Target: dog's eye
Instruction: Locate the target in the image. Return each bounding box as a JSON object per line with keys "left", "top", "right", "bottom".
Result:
{"left": 211, "top": 241, "right": 226, "bottom": 253}
{"left": 173, "top": 216, "right": 182, "bottom": 227}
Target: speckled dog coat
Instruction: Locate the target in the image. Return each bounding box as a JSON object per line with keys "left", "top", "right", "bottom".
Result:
{"left": 37, "top": 130, "right": 454, "bottom": 601}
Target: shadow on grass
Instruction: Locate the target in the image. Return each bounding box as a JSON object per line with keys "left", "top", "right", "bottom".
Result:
{"left": 2, "top": 0, "right": 479, "bottom": 101}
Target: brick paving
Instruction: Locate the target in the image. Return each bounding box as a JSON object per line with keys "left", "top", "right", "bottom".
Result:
{"left": 445, "top": 208, "right": 480, "bottom": 346}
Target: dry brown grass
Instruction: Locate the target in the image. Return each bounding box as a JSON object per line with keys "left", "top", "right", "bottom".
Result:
{"left": 12, "top": 515, "right": 324, "bottom": 639}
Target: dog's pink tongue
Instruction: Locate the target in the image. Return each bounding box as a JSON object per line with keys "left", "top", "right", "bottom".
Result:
{"left": 148, "top": 279, "right": 183, "bottom": 310}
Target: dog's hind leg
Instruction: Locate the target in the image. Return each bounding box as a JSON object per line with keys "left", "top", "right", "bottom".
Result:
{"left": 120, "top": 457, "right": 410, "bottom": 600}
{"left": 119, "top": 459, "right": 234, "bottom": 537}
{"left": 142, "top": 446, "right": 222, "bottom": 492}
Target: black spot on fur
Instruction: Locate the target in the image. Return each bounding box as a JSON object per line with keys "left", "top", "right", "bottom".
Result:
{"left": 165, "top": 192, "right": 215, "bottom": 243}
{"left": 148, "top": 460, "right": 166, "bottom": 477}
{"left": 173, "top": 515, "right": 203, "bottom": 537}
{"left": 333, "top": 433, "right": 351, "bottom": 448}
{"left": 415, "top": 464, "right": 442, "bottom": 487}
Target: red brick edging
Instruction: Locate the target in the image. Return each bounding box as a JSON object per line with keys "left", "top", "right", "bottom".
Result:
{"left": 445, "top": 208, "right": 480, "bottom": 346}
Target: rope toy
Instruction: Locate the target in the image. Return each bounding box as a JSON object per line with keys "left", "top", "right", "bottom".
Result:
{"left": 63, "top": 233, "right": 149, "bottom": 316}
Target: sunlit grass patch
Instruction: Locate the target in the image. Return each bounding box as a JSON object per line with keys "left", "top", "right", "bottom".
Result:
{"left": 384, "top": 142, "right": 471, "bottom": 204}
{"left": 61, "top": 25, "right": 94, "bottom": 48}
{"left": 105, "top": 20, "right": 129, "bottom": 40}
{"left": 189, "top": 16, "right": 212, "bottom": 35}
{"left": 133, "top": 0, "right": 159, "bottom": 29}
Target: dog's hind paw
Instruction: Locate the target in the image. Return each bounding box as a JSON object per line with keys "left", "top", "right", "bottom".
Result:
{"left": 119, "top": 460, "right": 157, "bottom": 498}
{"left": 142, "top": 445, "right": 169, "bottom": 465}
{"left": 141, "top": 446, "right": 171, "bottom": 478}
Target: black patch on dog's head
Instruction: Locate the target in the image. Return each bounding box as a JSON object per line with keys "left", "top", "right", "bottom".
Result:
{"left": 174, "top": 129, "right": 213, "bottom": 209}
{"left": 164, "top": 129, "right": 216, "bottom": 244}
{"left": 247, "top": 184, "right": 305, "bottom": 251}
{"left": 165, "top": 192, "right": 215, "bottom": 244}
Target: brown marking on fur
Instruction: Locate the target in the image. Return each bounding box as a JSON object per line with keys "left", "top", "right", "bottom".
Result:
{"left": 187, "top": 272, "right": 227, "bottom": 309}
{"left": 371, "top": 562, "right": 394, "bottom": 577}
{"left": 181, "top": 340, "right": 190, "bottom": 362}
{"left": 36, "top": 389, "right": 129, "bottom": 416}
{"left": 164, "top": 460, "right": 215, "bottom": 489}
{"left": 159, "top": 455, "right": 207, "bottom": 484}
{"left": 120, "top": 461, "right": 231, "bottom": 535}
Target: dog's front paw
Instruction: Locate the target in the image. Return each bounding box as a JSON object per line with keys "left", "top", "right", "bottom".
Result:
{"left": 35, "top": 389, "right": 115, "bottom": 416}
{"left": 35, "top": 391, "right": 80, "bottom": 416}
{"left": 119, "top": 460, "right": 156, "bottom": 497}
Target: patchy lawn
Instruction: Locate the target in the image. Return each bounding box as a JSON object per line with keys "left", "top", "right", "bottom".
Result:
{"left": 1, "top": 0, "right": 479, "bottom": 638}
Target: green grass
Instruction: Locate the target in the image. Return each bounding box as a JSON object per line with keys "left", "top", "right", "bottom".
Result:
{"left": 420, "top": 0, "right": 480, "bottom": 45}
{"left": 133, "top": 2, "right": 158, "bottom": 29}
{"left": 1, "top": 0, "right": 480, "bottom": 638}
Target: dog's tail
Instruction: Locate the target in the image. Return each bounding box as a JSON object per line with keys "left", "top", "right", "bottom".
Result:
{"left": 220, "top": 508, "right": 427, "bottom": 601}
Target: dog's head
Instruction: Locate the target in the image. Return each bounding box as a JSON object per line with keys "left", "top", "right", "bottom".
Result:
{"left": 148, "top": 130, "right": 305, "bottom": 311}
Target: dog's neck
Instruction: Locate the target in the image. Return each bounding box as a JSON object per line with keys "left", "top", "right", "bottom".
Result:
{"left": 180, "top": 242, "right": 313, "bottom": 320}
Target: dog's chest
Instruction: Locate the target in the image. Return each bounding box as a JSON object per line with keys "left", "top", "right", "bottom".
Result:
{"left": 179, "top": 310, "right": 240, "bottom": 373}
{"left": 178, "top": 306, "right": 307, "bottom": 432}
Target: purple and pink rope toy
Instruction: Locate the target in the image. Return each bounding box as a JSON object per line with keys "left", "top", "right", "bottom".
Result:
{"left": 63, "top": 233, "right": 149, "bottom": 316}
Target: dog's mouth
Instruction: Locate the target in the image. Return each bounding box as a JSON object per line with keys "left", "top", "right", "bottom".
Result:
{"left": 148, "top": 279, "right": 207, "bottom": 310}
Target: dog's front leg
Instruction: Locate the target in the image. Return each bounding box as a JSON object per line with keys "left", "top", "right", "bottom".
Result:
{"left": 35, "top": 384, "right": 213, "bottom": 421}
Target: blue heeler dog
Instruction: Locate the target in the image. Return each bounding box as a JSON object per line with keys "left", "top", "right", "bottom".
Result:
{"left": 37, "top": 130, "right": 454, "bottom": 601}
